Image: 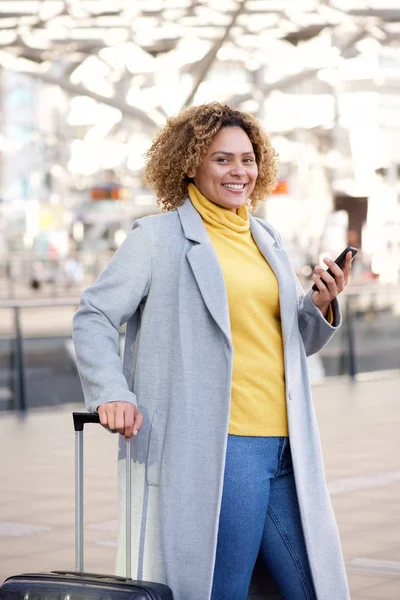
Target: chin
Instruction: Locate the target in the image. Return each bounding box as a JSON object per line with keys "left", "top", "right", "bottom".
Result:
{"left": 220, "top": 200, "right": 244, "bottom": 210}
{"left": 219, "top": 195, "right": 246, "bottom": 206}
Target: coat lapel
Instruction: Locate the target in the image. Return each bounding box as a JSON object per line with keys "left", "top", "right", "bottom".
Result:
{"left": 249, "top": 215, "right": 297, "bottom": 343}
{"left": 177, "top": 198, "right": 298, "bottom": 345}
{"left": 177, "top": 199, "right": 232, "bottom": 343}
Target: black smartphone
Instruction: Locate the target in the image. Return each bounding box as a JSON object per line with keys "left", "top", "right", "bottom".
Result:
{"left": 311, "top": 246, "right": 358, "bottom": 291}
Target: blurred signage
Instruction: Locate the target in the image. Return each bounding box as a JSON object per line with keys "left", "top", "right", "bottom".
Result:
{"left": 39, "top": 205, "right": 65, "bottom": 231}
{"left": 90, "top": 184, "right": 128, "bottom": 200}
{"left": 272, "top": 180, "right": 289, "bottom": 195}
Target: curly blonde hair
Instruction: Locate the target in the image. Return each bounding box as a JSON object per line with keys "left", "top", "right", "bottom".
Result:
{"left": 144, "top": 102, "right": 278, "bottom": 211}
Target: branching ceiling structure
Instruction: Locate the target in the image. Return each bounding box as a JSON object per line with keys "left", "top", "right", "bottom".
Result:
{"left": 0, "top": 0, "right": 399, "bottom": 130}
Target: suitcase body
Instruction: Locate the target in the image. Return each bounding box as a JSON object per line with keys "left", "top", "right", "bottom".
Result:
{"left": 0, "top": 413, "right": 173, "bottom": 600}
{"left": 0, "top": 572, "right": 173, "bottom": 600}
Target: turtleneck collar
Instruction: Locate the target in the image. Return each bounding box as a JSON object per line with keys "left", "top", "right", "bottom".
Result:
{"left": 188, "top": 183, "right": 249, "bottom": 234}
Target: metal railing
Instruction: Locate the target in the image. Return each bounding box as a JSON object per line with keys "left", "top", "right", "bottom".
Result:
{"left": 319, "top": 284, "right": 400, "bottom": 379}
{"left": 0, "top": 297, "right": 80, "bottom": 412}
{"left": 1, "top": 285, "right": 400, "bottom": 412}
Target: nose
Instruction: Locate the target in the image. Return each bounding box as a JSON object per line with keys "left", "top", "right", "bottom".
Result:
{"left": 229, "top": 163, "right": 246, "bottom": 177}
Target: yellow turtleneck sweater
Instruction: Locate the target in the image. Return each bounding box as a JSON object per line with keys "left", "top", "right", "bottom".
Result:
{"left": 188, "top": 183, "right": 288, "bottom": 436}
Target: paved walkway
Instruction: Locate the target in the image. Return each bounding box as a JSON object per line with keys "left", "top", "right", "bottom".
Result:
{"left": 0, "top": 375, "right": 399, "bottom": 599}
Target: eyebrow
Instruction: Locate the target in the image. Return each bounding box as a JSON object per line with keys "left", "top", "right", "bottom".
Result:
{"left": 210, "top": 151, "right": 255, "bottom": 157}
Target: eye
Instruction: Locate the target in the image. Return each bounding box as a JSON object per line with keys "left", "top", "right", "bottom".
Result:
{"left": 216, "top": 157, "right": 229, "bottom": 163}
{"left": 243, "top": 158, "right": 254, "bottom": 163}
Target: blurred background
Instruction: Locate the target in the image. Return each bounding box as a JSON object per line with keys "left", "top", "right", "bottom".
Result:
{"left": 1, "top": 0, "right": 400, "bottom": 412}
{"left": 0, "top": 2, "right": 399, "bottom": 597}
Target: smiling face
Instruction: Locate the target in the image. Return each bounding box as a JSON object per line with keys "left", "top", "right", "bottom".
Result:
{"left": 189, "top": 126, "right": 258, "bottom": 213}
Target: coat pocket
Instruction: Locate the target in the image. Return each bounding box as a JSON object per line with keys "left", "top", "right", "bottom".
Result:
{"left": 146, "top": 410, "right": 168, "bottom": 487}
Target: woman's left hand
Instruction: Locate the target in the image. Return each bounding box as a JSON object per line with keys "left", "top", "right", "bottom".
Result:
{"left": 311, "top": 251, "right": 353, "bottom": 318}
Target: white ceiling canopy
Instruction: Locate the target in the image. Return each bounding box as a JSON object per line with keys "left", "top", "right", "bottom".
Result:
{"left": 0, "top": 0, "right": 399, "bottom": 128}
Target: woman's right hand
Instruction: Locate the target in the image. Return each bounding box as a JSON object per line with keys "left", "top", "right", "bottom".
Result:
{"left": 98, "top": 401, "right": 143, "bottom": 439}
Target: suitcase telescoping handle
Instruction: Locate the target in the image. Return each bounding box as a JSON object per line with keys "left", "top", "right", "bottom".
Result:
{"left": 72, "top": 412, "right": 132, "bottom": 578}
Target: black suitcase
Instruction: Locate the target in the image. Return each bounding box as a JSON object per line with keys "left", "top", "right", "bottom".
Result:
{"left": 0, "top": 412, "right": 173, "bottom": 600}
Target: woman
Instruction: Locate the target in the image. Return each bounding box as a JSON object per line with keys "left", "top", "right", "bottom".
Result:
{"left": 73, "top": 102, "right": 352, "bottom": 600}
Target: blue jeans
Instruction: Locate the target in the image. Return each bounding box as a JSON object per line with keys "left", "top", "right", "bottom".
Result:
{"left": 211, "top": 435, "right": 317, "bottom": 600}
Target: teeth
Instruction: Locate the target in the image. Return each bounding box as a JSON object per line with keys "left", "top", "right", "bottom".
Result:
{"left": 223, "top": 184, "right": 245, "bottom": 190}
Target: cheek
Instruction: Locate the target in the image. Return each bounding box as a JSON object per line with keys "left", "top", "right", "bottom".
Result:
{"left": 249, "top": 167, "right": 258, "bottom": 187}
{"left": 210, "top": 166, "right": 227, "bottom": 184}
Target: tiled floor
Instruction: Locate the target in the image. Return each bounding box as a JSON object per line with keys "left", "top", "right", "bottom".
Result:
{"left": 0, "top": 374, "right": 399, "bottom": 598}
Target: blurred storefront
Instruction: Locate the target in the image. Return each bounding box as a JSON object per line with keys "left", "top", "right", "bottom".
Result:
{"left": 0, "top": 1, "right": 399, "bottom": 285}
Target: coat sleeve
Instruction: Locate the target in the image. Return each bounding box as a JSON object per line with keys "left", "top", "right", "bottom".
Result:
{"left": 296, "top": 278, "right": 342, "bottom": 357}
{"left": 72, "top": 221, "right": 152, "bottom": 412}
{"left": 263, "top": 220, "right": 342, "bottom": 357}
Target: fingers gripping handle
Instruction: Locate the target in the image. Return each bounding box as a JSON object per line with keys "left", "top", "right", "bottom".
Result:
{"left": 72, "top": 412, "right": 133, "bottom": 578}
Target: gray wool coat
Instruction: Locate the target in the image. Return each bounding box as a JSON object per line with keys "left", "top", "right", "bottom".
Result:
{"left": 73, "top": 197, "right": 351, "bottom": 600}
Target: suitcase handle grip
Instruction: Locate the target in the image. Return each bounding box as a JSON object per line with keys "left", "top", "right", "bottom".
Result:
{"left": 73, "top": 412, "right": 100, "bottom": 431}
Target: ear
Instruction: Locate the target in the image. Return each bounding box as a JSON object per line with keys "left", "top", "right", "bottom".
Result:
{"left": 187, "top": 167, "right": 196, "bottom": 178}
